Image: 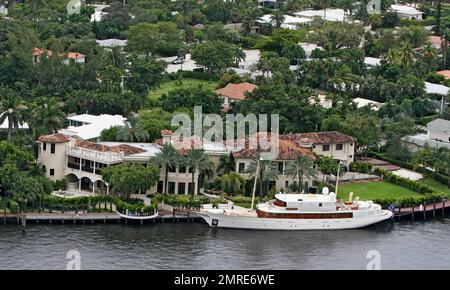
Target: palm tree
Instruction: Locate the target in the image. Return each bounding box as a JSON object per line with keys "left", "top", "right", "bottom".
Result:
{"left": 185, "top": 149, "right": 214, "bottom": 196}
{"left": 285, "top": 154, "right": 317, "bottom": 194}
{"left": 245, "top": 155, "right": 279, "bottom": 201}
{"left": 104, "top": 46, "right": 125, "bottom": 68}
{"left": 30, "top": 98, "right": 66, "bottom": 135}
{"left": 442, "top": 29, "right": 450, "bottom": 70}
{"left": 116, "top": 114, "right": 149, "bottom": 142}
{"left": 152, "top": 143, "right": 180, "bottom": 195}
{"left": 400, "top": 42, "right": 414, "bottom": 68}
{"left": 270, "top": 10, "right": 285, "bottom": 29}
{"left": 329, "top": 65, "right": 358, "bottom": 93}
{"left": 421, "top": 43, "right": 438, "bottom": 73}
{"left": 0, "top": 89, "right": 28, "bottom": 140}
{"left": 220, "top": 172, "right": 244, "bottom": 195}
{"left": 217, "top": 153, "right": 236, "bottom": 176}
{"left": 385, "top": 48, "right": 401, "bottom": 66}
{"left": 339, "top": 0, "right": 354, "bottom": 23}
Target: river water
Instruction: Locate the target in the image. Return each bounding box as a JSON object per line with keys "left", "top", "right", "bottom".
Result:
{"left": 1, "top": 218, "right": 450, "bottom": 270}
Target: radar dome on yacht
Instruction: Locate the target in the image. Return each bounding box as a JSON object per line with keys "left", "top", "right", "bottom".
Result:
{"left": 322, "top": 187, "right": 330, "bottom": 195}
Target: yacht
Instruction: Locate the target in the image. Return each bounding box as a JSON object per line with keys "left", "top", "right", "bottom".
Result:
{"left": 198, "top": 190, "right": 393, "bottom": 230}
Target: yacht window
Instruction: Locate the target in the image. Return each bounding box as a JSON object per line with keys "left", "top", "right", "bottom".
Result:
{"left": 319, "top": 203, "right": 322, "bottom": 207}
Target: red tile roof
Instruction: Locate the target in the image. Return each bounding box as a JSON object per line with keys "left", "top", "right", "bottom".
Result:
{"left": 428, "top": 36, "right": 442, "bottom": 46}
{"left": 38, "top": 133, "right": 71, "bottom": 143}
{"left": 67, "top": 52, "right": 86, "bottom": 59}
{"left": 437, "top": 70, "right": 450, "bottom": 79}
{"left": 32, "top": 47, "right": 53, "bottom": 56}
{"left": 160, "top": 129, "right": 173, "bottom": 136}
{"left": 285, "top": 131, "right": 356, "bottom": 144}
{"left": 74, "top": 140, "right": 146, "bottom": 156}
{"left": 214, "top": 82, "right": 257, "bottom": 101}
{"left": 232, "top": 132, "right": 316, "bottom": 161}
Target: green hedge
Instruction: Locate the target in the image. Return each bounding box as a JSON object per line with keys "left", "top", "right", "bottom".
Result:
{"left": 151, "top": 194, "right": 214, "bottom": 209}
{"left": 9, "top": 200, "right": 19, "bottom": 214}
{"left": 349, "top": 161, "right": 374, "bottom": 174}
{"left": 368, "top": 151, "right": 450, "bottom": 185}
{"left": 373, "top": 168, "right": 445, "bottom": 208}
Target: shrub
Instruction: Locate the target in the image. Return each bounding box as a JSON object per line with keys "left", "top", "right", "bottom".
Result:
{"left": 53, "top": 179, "right": 68, "bottom": 191}
{"left": 349, "top": 161, "right": 373, "bottom": 173}
{"left": 8, "top": 200, "right": 19, "bottom": 214}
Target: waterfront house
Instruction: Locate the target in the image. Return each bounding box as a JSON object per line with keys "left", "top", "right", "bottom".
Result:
{"left": 233, "top": 131, "right": 356, "bottom": 193}
{"left": 401, "top": 118, "right": 450, "bottom": 152}
{"left": 32, "top": 48, "right": 86, "bottom": 64}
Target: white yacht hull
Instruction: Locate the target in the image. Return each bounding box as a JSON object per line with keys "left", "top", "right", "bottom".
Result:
{"left": 197, "top": 209, "right": 393, "bottom": 230}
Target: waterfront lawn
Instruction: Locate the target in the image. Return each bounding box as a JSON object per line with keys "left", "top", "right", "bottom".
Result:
{"left": 421, "top": 177, "right": 450, "bottom": 197}
{"left": 149, "top": 78, "right": 219, "bottom": 100}
{"left": 337, "top": 181, "right": 422, "bottom": 201}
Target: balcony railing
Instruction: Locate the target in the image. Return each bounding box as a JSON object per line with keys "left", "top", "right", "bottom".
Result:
{"left": 82, "top": 166, "right": 94, "bottom": 173}
{"left": 67, "top": 145, "right": 123, "bottom": 163}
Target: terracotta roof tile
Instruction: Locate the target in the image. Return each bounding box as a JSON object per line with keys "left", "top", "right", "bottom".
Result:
{"left": 74, "top": 140, "right": 146, "bottom": 156}
{"left": 214, "top": 82, "right": 257, "bottom": 101}
{"left": 437, "top": 70, "right": 450, "bottom": 79}
{"left": 285, "top": 131, "right": 356, "bottom": 144}
{"left": 232, "top": 132, "right": 316, "bottom": 161}
{"left": 428, "top": 36, "right": 442, "bottom": 46}
{"left": 38, "top": 133, "right": 71, "bottom": 143}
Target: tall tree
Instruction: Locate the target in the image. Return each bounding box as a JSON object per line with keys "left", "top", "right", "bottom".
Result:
{"left": 245, "top": 155, "right": 279, "bottom": 200}
{"left": 285, "top": 154, "right": 317, "bottom": 193}
{"left": 152, "top": 143, "right": 180, "bottom": 195}
{"left": 185, "top": 149, "right": 214, "bottom": 196}
{"left": 30, "top": 98, "right": 66, "bottom": 135}
{"left": 116, "top": 114, "right": 149, "bottom": 142}
{"left": 0, "top": 87, "right": 28, "bottom": 140}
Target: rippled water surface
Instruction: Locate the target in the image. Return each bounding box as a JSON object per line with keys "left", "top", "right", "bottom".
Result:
{"left": 1, "top": 219, "right": 450, "bottom": 269}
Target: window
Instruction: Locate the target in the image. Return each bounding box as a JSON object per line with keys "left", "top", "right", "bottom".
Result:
{"left": 157, "top": 181, "right": 163, "bottom": 193}
{"left": 278, "top": 162, "right": 284, "bottom": 174}
{"left": 43, "top": 143, "right": 47, "bottom": 151}
{"left": 322, "top": 144, "right": 330, "bottom": 151}
{"left": 168, "top": 182, "right": 176, "bottom": 194}
{"left": 168, "top": 166, "right": 176, "bottom": 173}
{"left": 188, "top": 183, "right": 194, "bottom": 194}
{"left": 319, "top": 203, "right": 322, "bottom": 207}
{"left": 50, "top": 169, "right": 55, "bottom": 176}
{"left": 50, "top": 143, "right": 56, "bottom": 154}
{"left": 178, "top": 166, "right": 186, "bottom": 173}
{"left": 336, "top": 143, "right": 343, "bottom": 151}
{"left": 350, "top": 143, "right": 354, "bottom": 146}
{"left": 238, "top": 163, "right": 245, "bottom": 173}
{"left": 285, "top": 181, "right": 289, "bottom": 189}
{"left": 178, "top": 183, "right": 186, "bottom": 195}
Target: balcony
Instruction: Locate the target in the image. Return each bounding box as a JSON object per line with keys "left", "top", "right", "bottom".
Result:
{"left": 82, "top": 166, "right": 94, "bottom": 173}
{"left": 67, "top": 145, "right": 123, "bottom": 163}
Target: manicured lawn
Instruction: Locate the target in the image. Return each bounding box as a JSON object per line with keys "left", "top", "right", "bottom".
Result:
{"left": 421, "top": 178, "right": 450, "bottom": 197}
{"left": 337, "top": 181, "right": 422, "bottom": 201}
{"left": 149, "top": 78, "right": 219, "bottom": 100}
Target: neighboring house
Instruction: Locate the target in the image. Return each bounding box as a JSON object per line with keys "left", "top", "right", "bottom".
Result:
{"left": 425, "top": 81, "right": 450, "bottom": 96}
{"left": 364, "top": 57, "right": 382, "bottom": 69}
{"left": 401, "top": 118, "right": 450, "bottom": 152}
{"left": 0, "top": 112, "right": 29, "bottom": 132}
{"left": 32, "top": 48, "right": 86, "bottom": 64}
{"left": 214, "top": 82, "right": 258, "bottom": 110}
{"left": 0, "top": 5, "right": 7, "bottom": 16}
{"left": 352, "top": 98, "right": 384, "bottom": 111}
{"left": 437, "top": 70, "right": 450, "bottom": 80}
{"left": 36, "top": 130, "right": 229, "bottom": 195}
{"left": 428, "top": 36, "right": 443, "bottom": 50}
{"left": 309, "top": 93, "right": 333, "bottom": 109}
{"left": 390, "top": 4, "right": 424, "bottom": 20}
{"left": 257, "top": 14, "right": 312, "bottom": 30}
{"left": 233, "top": 131, "right": 356, "bottom": 193}
{"left": 66, "top": 0, "right": 82, "bottom": 15}
{"left": 96, "top": 39, "right": 127, "bottom": 48}
{"left": 294, "top": 9, "right": 359, "bottom": 23}
{"left": 298, "top": 42, "right": 324, "bottom": 59}
{"left": 62, "top": 52, "right": 86, "bottom": 65}
{"left": 58, "top": 113, "right": 126, "bottom": 142}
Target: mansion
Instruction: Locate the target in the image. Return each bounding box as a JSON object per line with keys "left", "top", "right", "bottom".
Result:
{"left": 36, "top": 114, "right": 356, "bottom": 195}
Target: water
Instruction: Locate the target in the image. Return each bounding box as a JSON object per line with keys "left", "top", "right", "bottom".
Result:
{"left": 1, "top": 219, "right": 450, "bottom": 270}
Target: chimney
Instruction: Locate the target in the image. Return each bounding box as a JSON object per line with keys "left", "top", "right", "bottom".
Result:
{"left": 161, "top": 130, "right": 173, "bottom": 144}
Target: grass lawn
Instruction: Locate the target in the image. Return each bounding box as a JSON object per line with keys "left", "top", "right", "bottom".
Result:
{"left": 337, "top": 181, "right": 422, "bottom": 201}
{"left": 149, "top": 78, "right": 219, "bottom": 100}
{"left": 421, "top": 178, "right": 450, "bottom": 197}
